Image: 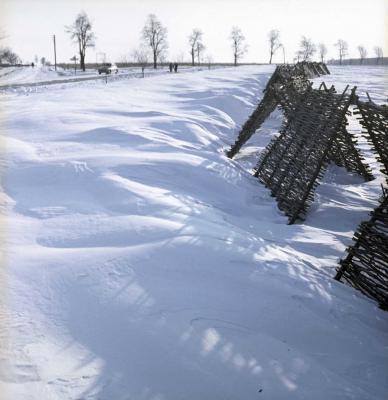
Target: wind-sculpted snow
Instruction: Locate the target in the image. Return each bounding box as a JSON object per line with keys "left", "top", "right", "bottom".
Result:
{"left": 0, "top": 66, "right": 387, "bottom": 399}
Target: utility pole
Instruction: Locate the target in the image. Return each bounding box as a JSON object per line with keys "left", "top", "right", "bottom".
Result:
{"left": 53, "top": 34, "right": 57, "bottom": 71}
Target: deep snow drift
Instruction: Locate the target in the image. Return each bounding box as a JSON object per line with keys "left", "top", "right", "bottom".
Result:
{"left": 0, "top": 65, "right": 387, "bottom": 400}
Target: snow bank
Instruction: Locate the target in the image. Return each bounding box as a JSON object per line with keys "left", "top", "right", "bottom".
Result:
{"left": 0, "top": 65, "right": 387, "bottom": 400}
{"left": 0, "top": 66, "right": 75, "bottom": 85}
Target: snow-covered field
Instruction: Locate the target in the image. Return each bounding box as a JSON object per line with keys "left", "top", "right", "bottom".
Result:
{"left": 318, "top": 65, "right": 388, "bottom": 104}
{"left": 0, "top": 65, "right": 387, "bottom": 400}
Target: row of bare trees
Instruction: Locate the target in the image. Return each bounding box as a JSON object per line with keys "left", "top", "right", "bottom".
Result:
{"left": 272, "top": 34, "right": 384, "bottom": 65}
{"left": 65, "top": 12, "right": 249, "bottom": 70}
{"left": 356, "top": 45, "right": 383, "bottom": 64}
{"left": 64, "top": 12, "right": 384, "bottom": 71}
{"left": 295, "top": 37, "right": 384, "bottom": 65}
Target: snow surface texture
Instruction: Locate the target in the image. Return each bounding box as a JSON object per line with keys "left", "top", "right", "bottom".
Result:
{"left": 0, "top": 65, "right": 387, "bottom": 400}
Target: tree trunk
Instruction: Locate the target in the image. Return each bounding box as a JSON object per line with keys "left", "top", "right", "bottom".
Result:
{"left": 191, "top": 49, "right": 194, "bottom": 66}
{"left": 80, "top": 52, "right": 85, "bottom": 72}
{"left": 269, "top": 52, "right": 272, "bottom": 64}
{"left": 234, "top": 53, "right": 237, "bottom": 66}
{"left": 153, "top": 51, "right": 157, "bottom": 69}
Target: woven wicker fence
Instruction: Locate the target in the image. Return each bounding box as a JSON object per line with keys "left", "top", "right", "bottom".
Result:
{"left": 253, "top": 86, "right": 357, "bottom": 223}
{"left": 227, "top": 62, "right": 329, "bottom": 158}
{"left": 335, "top": 188, "right": 388, "bottom": 310}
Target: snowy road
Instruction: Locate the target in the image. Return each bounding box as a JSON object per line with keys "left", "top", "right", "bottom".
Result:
{"left": 0, "top": 65, "right": 387, "bottom": 400}
{"left": 0, "top": 65, "right": 227, "bottom": 91}
{"left": 0, "top": 71, "right": 144, "bottom": 90}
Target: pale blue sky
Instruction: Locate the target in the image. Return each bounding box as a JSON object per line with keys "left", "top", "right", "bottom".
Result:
{"left": 1, "top": 0, "right": 386, "bottom": 64}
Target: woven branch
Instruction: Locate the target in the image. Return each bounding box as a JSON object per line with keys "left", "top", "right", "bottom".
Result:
{"left": 355, "top": 100, "right": 388, "bottom": 178}
{"left": 227, "top": 62, "right": 329, "bottom": 158}
{"left": 254, "top": 86, "right": 356, "bottom": 223}
{"left": 335, "top": 188, "right": 388, "bottom": 310}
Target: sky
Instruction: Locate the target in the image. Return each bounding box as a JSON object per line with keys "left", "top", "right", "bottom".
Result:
{"left": 0, "top": 0, "right": 387, "bottom": 64}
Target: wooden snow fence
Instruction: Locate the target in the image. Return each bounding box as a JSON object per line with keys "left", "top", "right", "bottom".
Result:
{"left": 226, "top": 62, "right": 328, "bottom": 158}
{"left": 276, "top": 82, "right": 372, "bottom": 181}
{"left": 335, "top": 188, "right": 388, "bottom": 310}
{"left": 334, "top": 99, "right": 388, "bottom": 309}
{"left": 355, "top": 99, "right": 388, "bottom": 176}
{"left": 253, "top": 85, "right": 361, "bottom": 224}
{"left": 225, "top": 61, "right": 387, "bottom": 307}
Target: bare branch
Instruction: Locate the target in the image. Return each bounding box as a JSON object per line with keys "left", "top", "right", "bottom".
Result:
{"left": 334, "top": 39, "right": 348, "bottom": 65}
{"left": 374, "top": 46, "right": 383, "bottom": 64}
{"left": 298, "top": 36, "right": 316, "bottom": 62}
{"left": 188, "top": 29, "right": 203, "bottom": 66}
{"left": 318, "top": 43, "right": 327, "bottom": 63}
{"left": 268, "top": 29, "right": 281, "bottom": 64}
{"left": 230, "top": 26, "right": 247, "bottom": 66}
{"left": 65, "top": 11, "right": 95, "bottom": 71}
{"left": 142, "top": 14, "right": 168, "bottom": 69}
{"left": 357, "top": 45, "right": 367, "bottom": 64}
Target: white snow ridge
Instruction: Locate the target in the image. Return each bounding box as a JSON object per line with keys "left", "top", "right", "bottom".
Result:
{"left": 0, "top": 65, "right": 387, "bottom": 400}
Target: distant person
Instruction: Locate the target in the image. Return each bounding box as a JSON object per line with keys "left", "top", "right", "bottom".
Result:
{"left": 169, "top": 63, "right": 173, "bottom": 73}
{"left": 174, "top": 63, "right": 178, "bottom": 73}
{"left": 31, "top": 62, "right": 35, "bottom": 68}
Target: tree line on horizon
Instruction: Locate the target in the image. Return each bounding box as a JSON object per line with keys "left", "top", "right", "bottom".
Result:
{"left": 0, "top": 12, "right": 385, "bottom": 69}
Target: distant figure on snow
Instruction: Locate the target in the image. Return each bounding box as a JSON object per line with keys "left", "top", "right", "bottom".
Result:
{"left": 174, "top": 63, "right": 178, "bottom": 73}
{"left": 169, "top": 63, "right": 173, "bottom": 73}
{"left": 31, "top": 62, "right": 35, "bottom": 68}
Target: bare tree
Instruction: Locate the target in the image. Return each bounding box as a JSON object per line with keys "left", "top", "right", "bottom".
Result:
{"left": 132, "top": 47, "right": 149, "bottom": 77}
{"left": 8, "top": 51, "right": 20, "bottom": 64}
{"left": 40, "top": 57, "right": 46, "bottom": 66}
{"left": 188, "top": 29, "right": 203, "bottom": 66}
{"left": 65, "top": 11, "right": 95, "bottom": 72}
{"left": 0, "top": 48, "right": 7, "bottom": 63}
{"left": 298, "top": 36, "right": 316, "bottom": 61}
{"left": 205, "top": 54, "right": 213, "bottom": 69}
{"left": 318, "top": 43, "right": 327, "bottom": 63}
{"left": 374, "top": 46, "right": 383, "bottom": 64}
{"left": 142, "top": 14, "right": 168, "bottom": 69}
{"left": 268, "top": 29, "right": 281, "bottom": 64}
{"left": 230, "top": 26, "right": 247, "bottom": 66}
{"left": 334, "top": 39, "right": 348, "bottom": 65}
{"left": 196, "top": 41, "right": 206, "bottom": 65}
{"left": 0, "top": 47, "right": 20, "bottom": 64}
{"left": 357, "top": 45, "right": 367, "bottom": 64}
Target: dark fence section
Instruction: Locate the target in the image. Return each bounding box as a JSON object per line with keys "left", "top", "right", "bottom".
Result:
{"left": 253, "top": 86, "right": 357, "bottom": 224}
{"left": 355, "top": 100, "right": 388, "bottom": 176}
{"left": 226, "top": 62, "right": 329, "bottom": 158}
{"left": 335, "top": 188, "right": 388, "bottom": 310}
{"left": 334, "top": 98, "right": 388, "bottom": 309}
